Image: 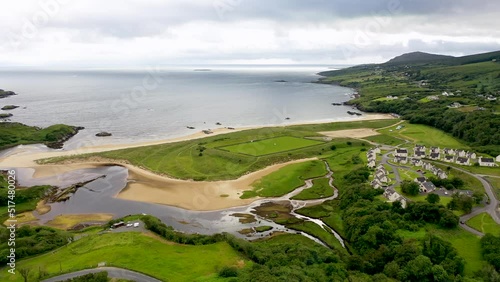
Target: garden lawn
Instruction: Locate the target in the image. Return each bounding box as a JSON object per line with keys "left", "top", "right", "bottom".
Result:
{"left": 0, "top": 232, "right": 246, "bottom": 282}
{"left": 466, "top": 212, "right": 500, "bottom": 236}
{"left": 219, "top": 136, "right": 324, "bottom": 156}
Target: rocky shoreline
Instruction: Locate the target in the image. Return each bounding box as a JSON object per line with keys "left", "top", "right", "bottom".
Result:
{"left": 46, "top": 126, "right": 85, "bottom": 149}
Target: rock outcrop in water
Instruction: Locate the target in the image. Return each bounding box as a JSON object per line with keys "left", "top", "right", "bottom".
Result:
{"left": 1, "top": 105, "right": 19, "bottom": 110}
{"left": 0, "top": 89, "right": 16, "bottom": 99}
{"left": 46, "top": 126, "right": 85, "bottom": 149}
{"left": 95, "top": 131, "right": 112, "bottom": 137}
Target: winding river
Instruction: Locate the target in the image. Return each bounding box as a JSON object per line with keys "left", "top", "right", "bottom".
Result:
{"left": 11, "top": 160, "right": 344, "bottom": 248}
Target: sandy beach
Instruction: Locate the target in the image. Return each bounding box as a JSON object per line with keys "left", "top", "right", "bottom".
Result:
{"left": 0, "top": 114, "right": 393, "bottom": 211}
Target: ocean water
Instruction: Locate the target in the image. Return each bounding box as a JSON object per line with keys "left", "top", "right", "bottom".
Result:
{"left": 0, "top": 66, "right": 356, "bottom": 149}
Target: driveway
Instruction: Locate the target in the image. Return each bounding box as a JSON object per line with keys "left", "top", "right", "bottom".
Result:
{"left": 42, "top": 267, "right": 162, "bottom": 282}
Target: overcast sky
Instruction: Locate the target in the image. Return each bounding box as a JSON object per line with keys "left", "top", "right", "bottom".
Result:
{"left": 1, "top": 0, "right": 499, "bottom": 67}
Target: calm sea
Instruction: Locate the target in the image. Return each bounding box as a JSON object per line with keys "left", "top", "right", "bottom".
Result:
{"left": 0, "top": 66, "right": 356, "bottom": 149}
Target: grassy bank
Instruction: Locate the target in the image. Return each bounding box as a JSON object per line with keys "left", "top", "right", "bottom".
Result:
{"left": 0, "top": 232, "right": 247, "bottom": 282}
{"left": 466, "top": 212, "right": 500, "bottom": 236}
{"left": 0, "top": 122, "right": 81, "bottom": 150}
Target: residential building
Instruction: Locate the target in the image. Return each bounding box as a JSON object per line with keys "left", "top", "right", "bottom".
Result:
{"left": 429, "top": 153, "right": 440, "bottom": 160}
{"left": 414, "top": 150, "right": 426, "bottom": 159}
{"left": 444, "top": 155, "right": 454, "bottom": 163}
{"left": 478, "top": 157, "right": 497, "bottom": 167}
{"left": 430, "top": 147, "right": 440, "bottom": 154}
{"left": 394, "top": 156, "right": 408, "bottom": 164}
{"left": 395, "top": 148, "right": 408, "bottom": 157}
{"left": 456, "top": 157, "right": 471, "bottom": 166}
{"left": 411, "top": 158, "right": 423, "bottom": 167}
{"left": 420, "top": 181, "right": 436, "bottom": 193}
{"left": 443, "top": 148, "right": 455, "bottom": 155}
{"left": 467, "top": 152, "right": 477, "bottom": 159}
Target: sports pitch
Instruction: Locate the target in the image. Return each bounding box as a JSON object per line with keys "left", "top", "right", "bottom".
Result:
{"left": 219, "top": 136, "right": 324, "bottom": 156}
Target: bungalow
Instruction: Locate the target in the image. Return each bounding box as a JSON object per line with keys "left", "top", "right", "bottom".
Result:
{"left": 478, "top": 157, "right": 497, "bottom": 167}
{"left": 429, "top": 153, "right": 440, "bottom": 160}
{"left": 443, "top": 148, "right": 455, "bottom": 156}
{"left": 414, "top": 151, "right": 426, "bottom": 159}
{"left": 420, "top": 181, "right": 436, "bottom": 193}
{"left": 395, "top": 148, "right": 408, "bottom": 157}
{"left": 371, "top": 147, "right": 381, "bottom": 154}
{"left": 376, "top": 168, "right": 387, "bottom": 176}
{"left": 444, "top": 155, "right": 454, "bottom": 163}
{"left": 456, "top": 157, "right": 471, "bottom": 166}
{"left": 411, "top": 158, "right": 423, "bottom": 167}
{"left": 430, "top": 147, "right": 440, "bottom": 154}
{"left": 376, "top": 164, "right": 385, "bottom": 171}
{"left": 394, "top": 156, "right": 408, "bottom": 164}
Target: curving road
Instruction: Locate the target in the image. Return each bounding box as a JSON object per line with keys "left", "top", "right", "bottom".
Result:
{"left": 42, "top": 267, "right": 162, "bottom": 282}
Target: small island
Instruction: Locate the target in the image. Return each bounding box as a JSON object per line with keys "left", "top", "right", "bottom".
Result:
{"left": 0, "top": 89, "right": 16, "bottom": 99}
{"left": 95, "top": 131, "right": 112, "bottom": 137}
{"left": 1, "top": 105, "right": 19, "bottom": 110}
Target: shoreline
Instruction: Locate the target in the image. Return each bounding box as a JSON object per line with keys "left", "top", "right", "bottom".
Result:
{"left": 0, "top": 114, "right": 394, "bottom": 211}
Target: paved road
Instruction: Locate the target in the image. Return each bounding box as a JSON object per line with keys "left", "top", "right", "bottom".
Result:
{"left": 42, "top": 267, "right": 162, "bottom": 282}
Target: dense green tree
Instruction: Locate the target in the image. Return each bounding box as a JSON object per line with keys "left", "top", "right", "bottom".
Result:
{"left": 426, "top": 193, "right": 440, "bottom": 204}
{"left": 401, "top": 180, "right": 420, "bottom": 196}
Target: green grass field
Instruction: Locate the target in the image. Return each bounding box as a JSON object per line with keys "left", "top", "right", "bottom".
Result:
{"left": 46, "top": 121, "right": 390, "bottom": 181}
{"left": 0, "top": 232, "right": 246, "bottom": 282}
{"left": 363, "top": 134, "right": 404, "bottom": 146}
{"left": 241, "top": 160, "right": 327, "bottom": 198}
{"left": 378, "top": 122, "right": 467, "bottom": 149}
{"left": 466, "top": 212, "right": 500, "bottom": 236}
{"left": 291, "top": 177, "right": 334, "bottom": 200}
{"left": 219, "top": 136, "right": 324, "bottom": 156}
{"left": 485, "top": 177, "right": 500, "bottom": 199}
{"left": 288, "top": 221, "right": 345, "bottom": 251}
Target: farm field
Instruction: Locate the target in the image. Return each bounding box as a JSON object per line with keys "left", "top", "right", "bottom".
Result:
{"left": 0, "top": 232, "right": 246, "bottom": 282}
{"left": 466, "top": 212, "right": 500, "bottom": 236}
{"left": 219, "top": 136, "right": 324, "bottom": 156}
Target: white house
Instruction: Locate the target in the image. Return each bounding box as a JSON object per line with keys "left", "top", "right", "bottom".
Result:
{"left": 457, "top": 150, "right": 467, "bottom": 157}
{"left": 414, "top": 144, "right": 426, "bottom": 151}
{"left": 383, "top": 189, "right": 407, "bottom": 208}
{"left": 456, "top": 157, "right": 471, "bottom": 166}
{"left": 430, "top": 147, "right": 440, "bottom": 154}
{"left": 411, "top": 158, "right": 423, "bottom": 167}
{"left": 444, "top": 155, "right": 454, "bottom": 163}
{"left": 394, "top": 156, "right": 408, "bottom": 164}
{"left": 420, "top": 181, "right": 436, "bottom": 193}
{"left": 368, "top": 160, "right": 376, "bottom": 169}
{"left": 414, "top": 150, "right": 426, "bottom": 159}
{"left": 478, "top": 157, "right": 497, "bottom": 167}
{"left": 371, "top": 179, "right": 382, "bottom": 189}
{"left": 395, "top": 148, "right": 408, "bottom": 157}
{"left": 429, "top": 153, "right": 440, "bottom": 160}
{"left": 497, "top": 155, "right": 500, "bottom": 162}
{"left": 443, "top": 148, "right": 456, "bottom": 156}
{"left": 467, "top": 152, "right": 477, "bottom": 159}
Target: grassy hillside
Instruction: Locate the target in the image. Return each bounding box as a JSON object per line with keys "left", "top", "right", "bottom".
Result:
{"left": 0, "top": 232, "right": 246, "bottom": 282}
{"left": 318, "top": 50, "right": 500, "bottom": 155}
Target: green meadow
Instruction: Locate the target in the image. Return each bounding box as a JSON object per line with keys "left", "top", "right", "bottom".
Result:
{"left": 291, "top": 177, "right": 334, "bottom": 200}
{"left": 0, "top": 232, "right": 246, "bottom": 282}
{"left": 241, "top": 160, "right": 327, "bottom": 198}
{"left": 379, "top": 122, "right": 467, "bottom": 148}
{"left": 466, "top": 212, "right": 500, "bottom": 236}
